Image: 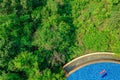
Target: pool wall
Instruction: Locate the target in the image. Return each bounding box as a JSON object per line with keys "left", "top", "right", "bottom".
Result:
{"left": 63, "top": 52, "right": 120, "bottom": 77}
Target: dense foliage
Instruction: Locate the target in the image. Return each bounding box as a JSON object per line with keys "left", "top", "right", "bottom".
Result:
{"left": 0, "top": 0, "right": 120, "bottom": 80}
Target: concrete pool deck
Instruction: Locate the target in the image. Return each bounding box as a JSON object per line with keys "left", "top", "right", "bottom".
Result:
{"left": 63, "top": 52, "right": 120, "bottom": 77}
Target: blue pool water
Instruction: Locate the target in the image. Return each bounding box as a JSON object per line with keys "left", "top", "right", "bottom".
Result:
{"left": 67, "top": 62, "right": 120, "bottom": 80}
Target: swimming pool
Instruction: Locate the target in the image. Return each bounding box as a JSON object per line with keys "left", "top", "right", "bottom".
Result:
{"left": 67, "top": 62, "right": 120, "bottom": 80}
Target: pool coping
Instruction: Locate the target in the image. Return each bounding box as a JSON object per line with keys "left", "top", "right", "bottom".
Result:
{"left": 63, "top": 52, "right": 120, "bottom": 77}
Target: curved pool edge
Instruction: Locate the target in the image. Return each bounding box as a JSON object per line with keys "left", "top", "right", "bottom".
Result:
{"left": 63, "top": 52, "right": 120, "bottom": 77}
